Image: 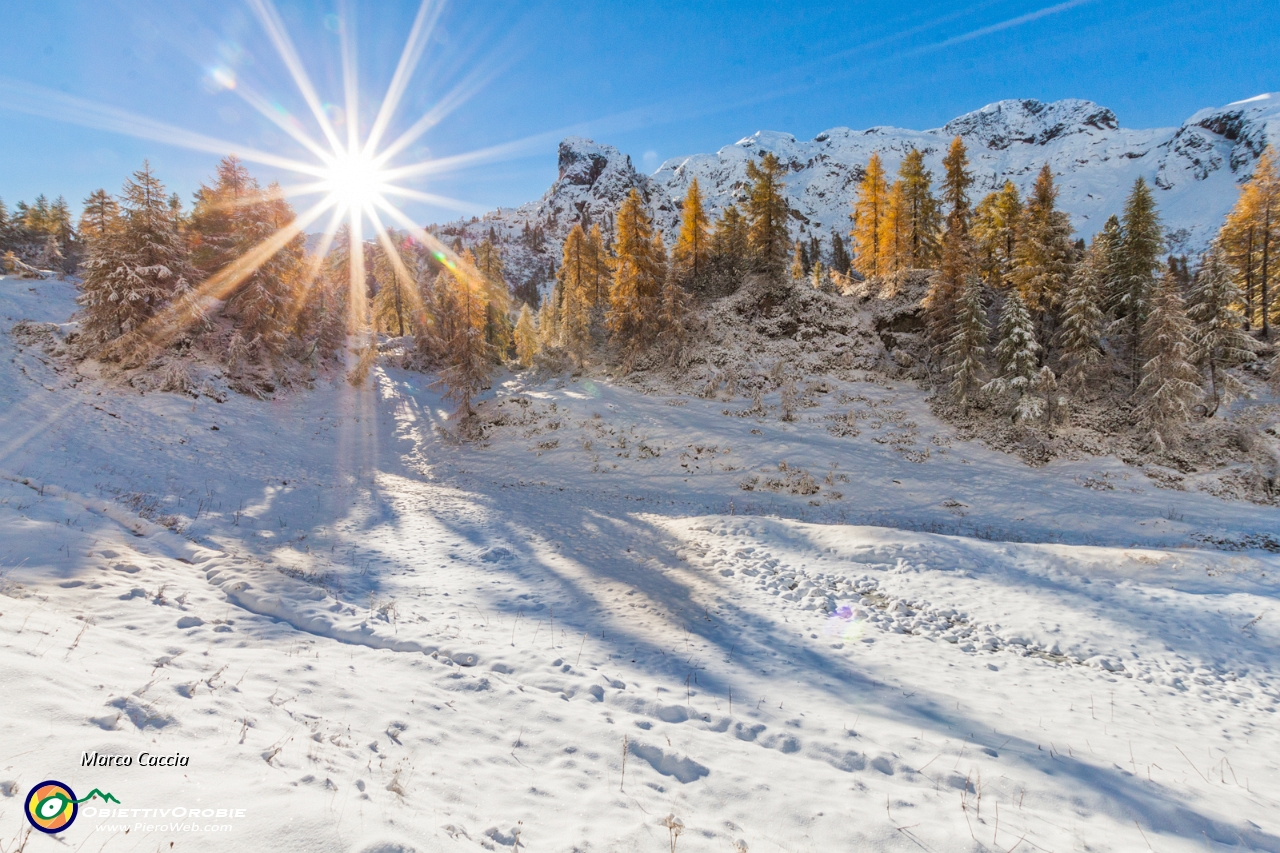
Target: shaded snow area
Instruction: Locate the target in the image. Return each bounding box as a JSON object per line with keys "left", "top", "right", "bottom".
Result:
{"left": 2, "top": 276, "right": 1280, "bottom": 853}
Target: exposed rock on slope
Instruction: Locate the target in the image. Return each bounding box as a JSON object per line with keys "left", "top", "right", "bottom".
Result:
{"left": 441, "top": 94, "right": 1280, "bottom": 289}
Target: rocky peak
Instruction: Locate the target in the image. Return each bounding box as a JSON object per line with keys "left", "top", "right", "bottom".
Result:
{"left": 557, "top": 138, "right": 634, "bottom": 188}
{"left": 939, "top": 98, "right": 1119, "bottom": 150}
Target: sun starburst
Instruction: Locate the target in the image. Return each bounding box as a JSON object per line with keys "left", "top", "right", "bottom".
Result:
{"left": 0, "top": 0, "right": 509, "bottom": 364}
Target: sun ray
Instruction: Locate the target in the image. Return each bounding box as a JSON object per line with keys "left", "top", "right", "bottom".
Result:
{"left": 363, "top": 0, "right": 446, "bottom": 158}
{"left": 280, "top": 202, "right": 349, "bottom": 333}
{"left": 346, "top": 204, "right": 369, "bottom": 338}
{"left": 379, "top": 186, "right": 488, "bottom": 216}
{"left": 371, "top": 197, "right": 501, "bottom": 306}
{"left": 229, "top": 81, "right": 336, "bottom": 165}
{"left": 338, "top": 0, "right": 361, "bottom": 155}
{"left": 120, "top": 196, "right": 338, "bottom": 354}
{"left": 371, "top": 58, "right": 514, "bottom": 168}
{"left": 0, "top": 77, "right": 327, "bottom": 177}
{"left": 243, "top": 0, "right": 346, "bottom": 154}
{"left": 366, "top": 207, "right": 431, "bottom": 333}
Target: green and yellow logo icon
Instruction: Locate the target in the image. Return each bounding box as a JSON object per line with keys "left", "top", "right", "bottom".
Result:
{"left": 25, "top": 781, "right": 119, "bottom": 834}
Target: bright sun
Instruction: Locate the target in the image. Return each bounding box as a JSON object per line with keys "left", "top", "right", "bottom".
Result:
{"left": 322, "top": 150, "right": 387, "bottom": 209}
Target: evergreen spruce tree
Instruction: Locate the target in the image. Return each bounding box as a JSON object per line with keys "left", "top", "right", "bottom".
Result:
{"left": 1056, "top": 232, "right": 1107, "bottom": 389}
{"left": 829, "top": 230, "right": 851, "bottom": 275}
{"left": 1012, "top": 165, "right": 1074, "bottom": 319}
{"left": 851, "top": 153, "right": 889, "bottom": 279}
{"left": 926, "top": 137, "right": 975, "bottom": 355}
{"left": 187, "top": 158, "right": 301, "bottom": 351}
{"left": 587, "top": 223, "right": 610, "bottom": 309}
{"left": 79, "top": 190, "right": 121, "bottom": 244}
{"left": 1186, "top": 243, "right": 1258, "bottom": 415}
{"left": 236, "top": 183, "right": 304, "bottom": 350}
{"left": 0, "top": 197, "right": 10, "bottom": 252}
{"left": 745, "top": 153, "right": 790, "bottom": 275}
{"left": 1221, "top": 175, "right": 1262, "bottom": 330}
{"left": 372, "top": 230, "right": 413, "bottom": 337}
{"left": 440, "top": 252, "right": 497, "bottom": 418}
{"left": 474, "top": 236, "right": 512, "bottom": 357}
{"left": 294, "top": 258, "right": 350, "bottom": 365}
{"left": 788, "top": 239, "right": 806, "bottom": 281}
{"left": 514, "top": 302, "right": 538, "bottom": 367}
{"left": 1221, "top": 147, "right": 1279, "bottom": 334}
{"left": 1136, "top": 268, "right": 1201, "bottom": 449}
{"left": 709, "top": 203, "right": 749, "bottom": 289}
{"left": 189, "top": 157, "right": 256, "bottom": 277}
{"left": 878, "top": 179, "right": 908, "bottom": 275}
{"left": 943, "top": 275, "right": 989, "bottom": 413}
{"left": 78, "top": 161, "right": 194, "bottom": 346}
{"left": 657, "top": 252, "right": 694, "bottom": 366}
{"left": 672, "top": 178, "right": 710, "bottom": 289}
{"left": 810, "top": 261, "right": 829, "bottom": 292}
{"left": 1113, "top": 178, "right": 1164, "bottom": 387}
{"left": 558, "top": 224, "right": 593, "bottom": 360}
{"left": 973, "top": 181, "right": 1022, "bottom": 288}
{"left": 896, "top": 148, "right": 941, "bottom": 269}
{"left": 49, "top": 196, "right": 77, "bottom": 271}
{"left": 536, "top": 295, "right": 560, "bottom": 349}
{"left": 983, "top": 291, "right": 1043, "bottom": 422}
{"left": 608, "top": 189, "right": 664, "bottom": 366}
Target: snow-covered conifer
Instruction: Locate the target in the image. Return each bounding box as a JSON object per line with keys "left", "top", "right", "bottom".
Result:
{"left": 372, "top": 230, "right": 414, "bottom": 337}
{"left": 851, "top": 153, "right": 889, "bottom": 279}
{"left": 78, "top": 161, "right": 194, "bottom": 346}
{"left": 79, "top": 190, "right": 121, "bottom": 245}
{"left": 928, "top": 137, "right": 975, "bottom": 356}
{"left": 607, "top": 189, "right": 664, "bottom": 367}
{"left": 709, "top": 204, "right": 749, "bottom": 289}
{"left": 514, "top": 303, "right": 538, "bottom": 367}
{"left": 672, "top": 178, "right": 709, "bottom": 288}
{"left": 1056, "top": 233, "right": 1107, "bottom": 389}
{"left": 657, "top": 257, "right": 694, "bottom": 366}
{"left": 983, "top": 290, "right": 1042, "bottom": 422}
{"left": 1186, "top": 243, "right": 1258, "bottom": 415}
{"left": 1012, "top": 165, "right": 1073, "bottom": 318}
{"left": 745, "top": 153, "right": 790, "bottom": 275}
{"left": 558, "top": 224, "right": 593, "bottom": 360}
{"left": 943, "top": 275, "right": 989, "bottom": 414}
{"left": 829, "top": 230, "right": 851, "bottom": 275}
{"left": 1135, "top": 268, "right": 1201, "bottom": 449}
{"left": 788, "top": 239, "right": 806, "bottom": 281}
{"left": 894, "top": 149, "right": 940, "bottom": 270}
{"left": 973, "top": 181, "right": 1023, "bottom": 289}
{"left": 1113, "top": 178, "right": 1164, "bottom": 387}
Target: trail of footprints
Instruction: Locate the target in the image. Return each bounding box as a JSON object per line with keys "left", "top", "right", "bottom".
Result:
{"left": 681, "top": 523, "right": 1280, "bottom": 715}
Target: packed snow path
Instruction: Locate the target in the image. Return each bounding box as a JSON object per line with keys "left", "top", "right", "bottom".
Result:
{"left": 2, "top": 276, "right": 1279, "bottom": 852}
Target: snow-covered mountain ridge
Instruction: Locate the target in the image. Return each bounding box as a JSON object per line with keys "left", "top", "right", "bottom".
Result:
{"left": 443, "top": 93, "right": 1280, "bottom": 284}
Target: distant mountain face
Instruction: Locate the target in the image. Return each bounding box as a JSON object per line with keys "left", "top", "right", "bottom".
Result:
{"left": 438, "top": 93, "right": 1280, "bottom": 289}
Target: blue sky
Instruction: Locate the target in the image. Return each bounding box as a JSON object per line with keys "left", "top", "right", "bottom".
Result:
{"left": 0, "top": 0, "right": 1276, "bottom": 226}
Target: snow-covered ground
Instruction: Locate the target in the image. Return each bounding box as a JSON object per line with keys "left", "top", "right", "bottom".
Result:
{"left": 2, "top": 275, "right": 1279, "bottom": 852}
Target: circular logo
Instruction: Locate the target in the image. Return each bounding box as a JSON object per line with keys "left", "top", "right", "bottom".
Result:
{"left": 25, "top": 780, "right": 78, "bottom": 834}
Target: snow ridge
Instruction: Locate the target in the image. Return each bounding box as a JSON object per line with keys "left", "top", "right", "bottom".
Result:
{"left": 444, "top": 94, "right": 1280, "bottom": 287}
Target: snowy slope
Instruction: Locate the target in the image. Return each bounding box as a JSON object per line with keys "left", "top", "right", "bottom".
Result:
{"left": 445, "top": 94, "right": 1280, "bottom": 287}
{"left": 3, "top": 278, "right": 1280, "bottom": 851}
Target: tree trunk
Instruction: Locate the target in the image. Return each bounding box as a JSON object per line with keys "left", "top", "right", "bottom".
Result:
{"left": 1244, "top": 226, "right": 1255, "bottom": 331}
{"left": 1263, "top": 203, "right": 1272, "bottom": 337}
